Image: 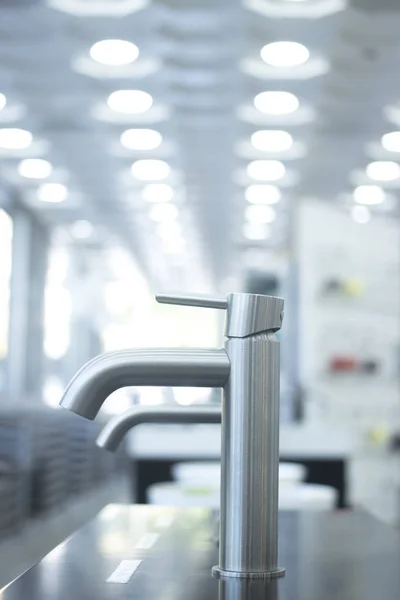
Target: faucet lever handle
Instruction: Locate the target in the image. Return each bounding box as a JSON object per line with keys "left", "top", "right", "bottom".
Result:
{"left": 156, "top": 293, "right": 227, "bottom": 310}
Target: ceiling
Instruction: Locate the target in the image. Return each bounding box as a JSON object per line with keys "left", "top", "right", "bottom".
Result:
{"left": 0, "top": 0, "right": 399, "bottom": 293}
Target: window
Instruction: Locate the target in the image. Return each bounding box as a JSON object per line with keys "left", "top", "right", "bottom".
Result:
{"left": 0, "top": 209, "right": 13, "bottom": 362}
{"left": 43, "top": 247, "right": 71, "bottom": 360}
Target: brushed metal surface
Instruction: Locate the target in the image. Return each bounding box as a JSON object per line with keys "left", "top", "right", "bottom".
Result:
{"left": 97, "top": 405, "right": 221, "bottom": 451}
{"left": 156, "top": 293, "right": 284, "bottom": 337}
{"left": 218, "top": 332, "right": 281, "bottom": 577}
{"left": 156, "top": 294, "right": 227, "bottom": 309}
{"left": 60, "top": 292, "right": 284, "bottom": 579}
{"left": 60, "top": 348, "right": 230, "bottom": 419}
{"left": 225, "top": 294, "right": 284, "bottom": 338}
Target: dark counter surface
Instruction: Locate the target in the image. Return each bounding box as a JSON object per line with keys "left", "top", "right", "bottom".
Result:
{"left": 2, "top": 505, "right": 400, "bottom": 600}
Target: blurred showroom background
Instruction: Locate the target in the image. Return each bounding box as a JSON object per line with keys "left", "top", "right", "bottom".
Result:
{"left": 0, "top": 0, "right": 399, "bottom": 586}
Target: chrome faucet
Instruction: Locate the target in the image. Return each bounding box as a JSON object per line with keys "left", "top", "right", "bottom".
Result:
{"left": 60, "top": 292, "right": 285, "bottom": 579}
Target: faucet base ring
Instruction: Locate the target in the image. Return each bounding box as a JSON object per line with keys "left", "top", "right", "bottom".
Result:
{"left": 211, "top": 566, "right": 285, "bottom": 580}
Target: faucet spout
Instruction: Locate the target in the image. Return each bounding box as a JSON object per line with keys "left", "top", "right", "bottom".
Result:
{"left": 97, "top": 405, "right": 221, "bottom": 451}
{"left": 60, "top": 348, "right": 230, "bottom": 420}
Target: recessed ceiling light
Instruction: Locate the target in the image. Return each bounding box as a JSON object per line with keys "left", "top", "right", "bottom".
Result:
{"left": 351, "top": 205, "right": 371, "bottom": 224}
{"left": 157, "top": 221, "right": 182, "bottom": 240}
{"left": 37, "top": 183, "right": 68, "bottom": 203}
{"left": 366, "top": 160, "right": 400, "bottom": 181}
{"left": 245, "top": 184, "right": 281, "bottom": 204}
{"left": 251, "top": 130, "right": 293, "bottom": 152}
{"left": 245, "top": 204, "right": 276, "bottom": 224}
{"left": 0, "top": 93, "right": 6, "bottom": 111}
{"left": 243, "top": 222, "right": 270, "bottom": 241}
{"left": 381, "top": 131, "right": 400, "bottom": 153}
{"left": 260, "top": 42, "right": 310, "bottom": 68}
{"left": 131, "top": 159, "right": 170, "bottom": 181}
{"left": 142, "top": 183, "right": 173, "bottom": 203}
{"left": 253, "top": 91, "right": 299, "bottom": 115}
{"left": 149, "top": 203, "right": 178, "bottom": 222}
{"left": 107, "top": 90, "right": 153, "bottom": 114}
{"left": 18, "top": 158, "right": 52, "bottom": 179}
{"left": 163, "top": 236, "right": 186, "bottom": 254}
{"left": 120, "top": 128, "right": 162, "bottom": 150}
{"left": 0, "top": 128, "right": 33, "bottom": 150}
{"left": 247, "top": 160, "right": 285, "bottom": 181}
{"left": 70, "top": 220, "right": 94, "bottom": 239}
{"left": 353, "top": 185, "right": 385, "bottom": 205}
{"left": 89, "top": 39, "right": 139, "bottom": 66}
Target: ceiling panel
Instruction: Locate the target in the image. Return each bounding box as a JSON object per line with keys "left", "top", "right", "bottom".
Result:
{"left": 0, "top": 0, "right": 399, "bottom": 292}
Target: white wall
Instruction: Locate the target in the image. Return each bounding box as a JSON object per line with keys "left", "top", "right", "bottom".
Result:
{"left": 297, "top": 200, "right": 400, "bottom": 523}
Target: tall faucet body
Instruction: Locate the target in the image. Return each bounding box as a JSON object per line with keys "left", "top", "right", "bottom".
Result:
{"left": 60, "top": 293, "right": 284, "bottom": 579}
{"left": 218, "top": 330, "right": 282, "bottom": 579}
